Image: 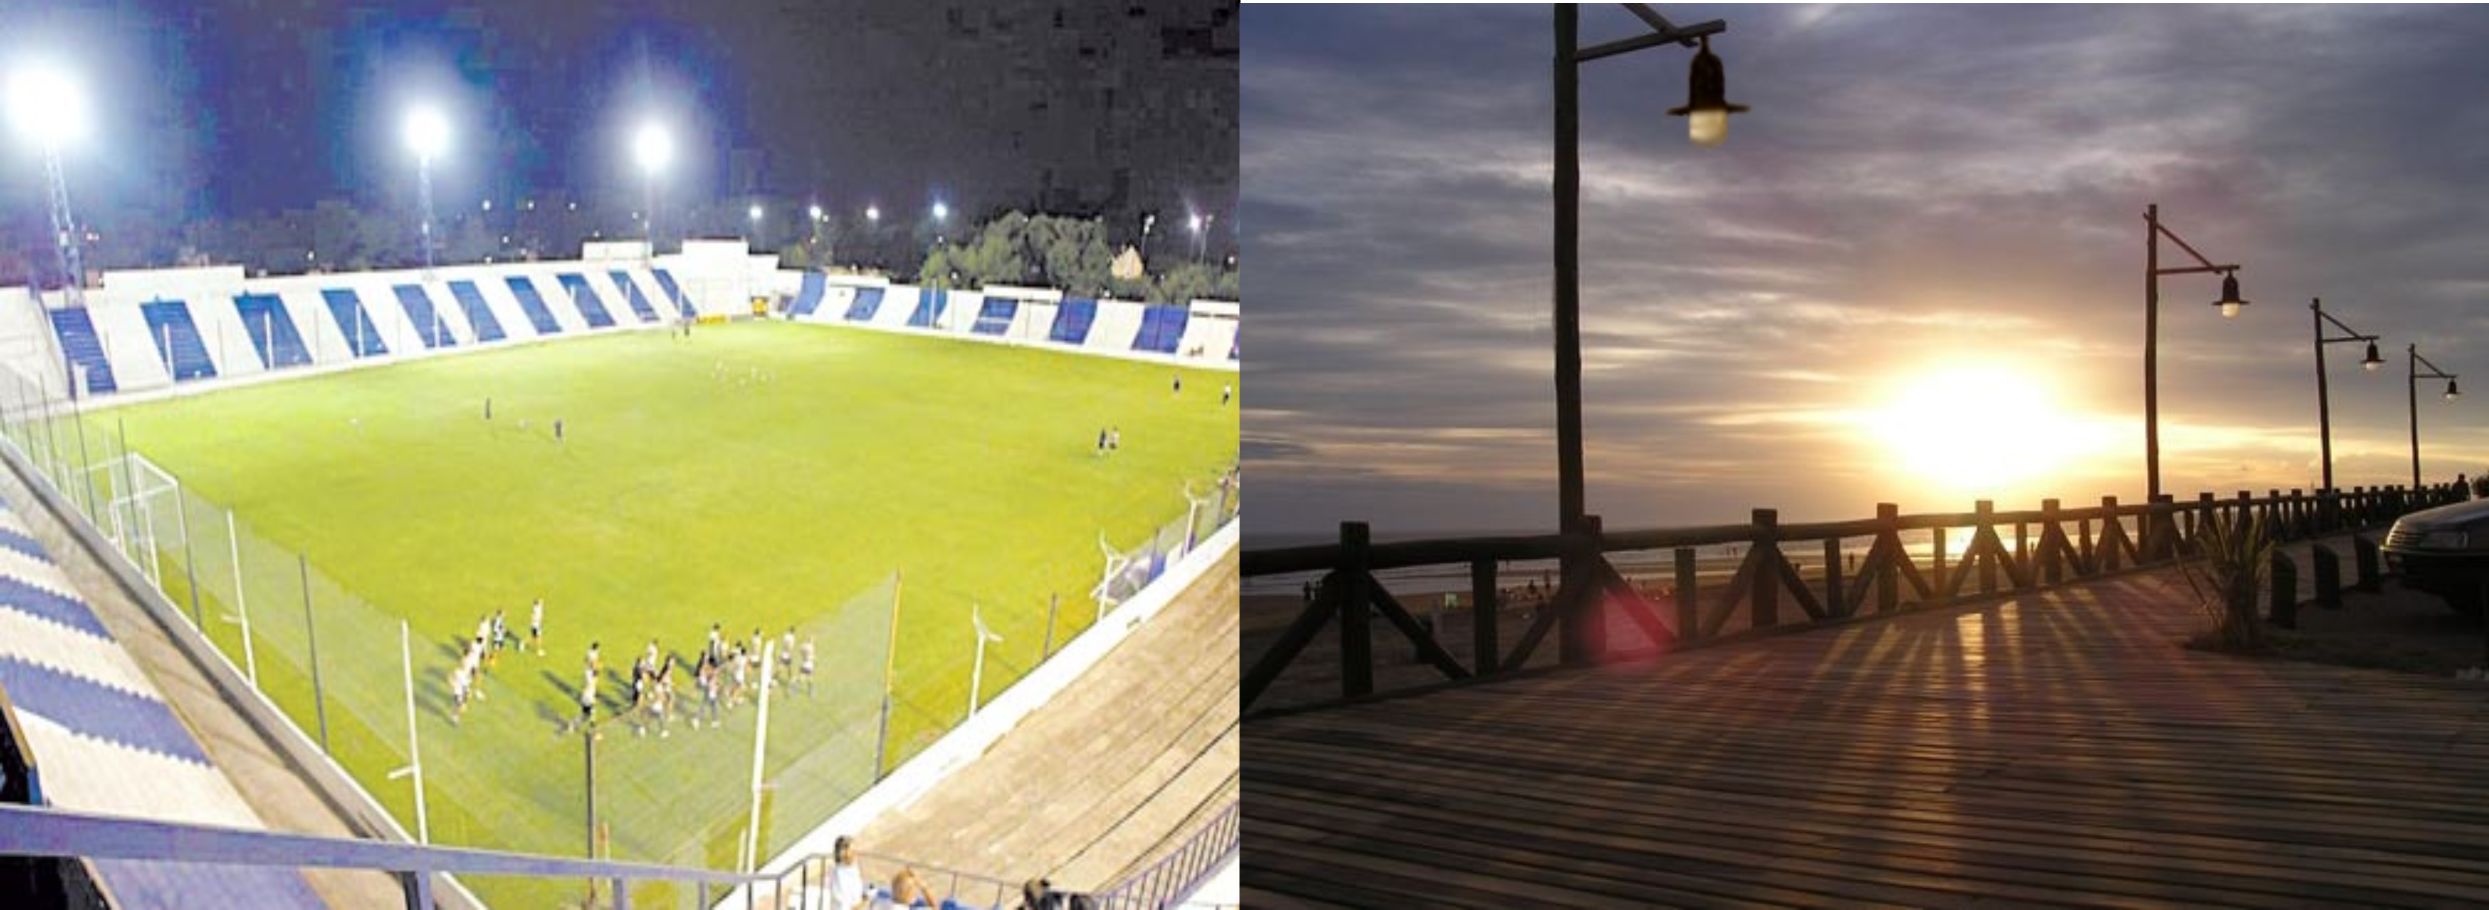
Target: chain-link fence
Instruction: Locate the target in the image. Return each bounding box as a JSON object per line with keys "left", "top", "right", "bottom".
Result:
{"left": 0, "top": 360, "right": 1238, "bottom": 909}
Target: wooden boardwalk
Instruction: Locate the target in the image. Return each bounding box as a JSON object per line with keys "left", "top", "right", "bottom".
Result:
{"left": 1244, "top": 566, "right": 2489, "bottom": 908}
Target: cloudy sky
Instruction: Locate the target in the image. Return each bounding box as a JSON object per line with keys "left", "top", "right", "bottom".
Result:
{"left": 1244, "top": 3, "right": 2489, "bottom": 540}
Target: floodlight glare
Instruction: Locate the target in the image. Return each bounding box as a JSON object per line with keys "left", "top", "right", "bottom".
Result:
{"left": 748, "top": 203, "right": 763, "bottom": 222}
{"left": 632, "top": 120, "right": 673, "bottom": 175}
{"left": 931, "top": 201, "right": 949, "bottom": 222}
{"left": 809, "top": 204, "right": 823, "bottom": 221}
{"left": 5, "top": 60, "right": 91, "bottom": 151}
{"left": 403, "top": 105, "right": 450, "bottom": 163}
{"left": 865, "top": 205, "right": 881, "bottom": 222}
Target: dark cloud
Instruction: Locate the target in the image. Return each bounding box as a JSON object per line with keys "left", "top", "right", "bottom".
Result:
{"left": 1245, "top": 4, "right": 2489, "bottom": 537}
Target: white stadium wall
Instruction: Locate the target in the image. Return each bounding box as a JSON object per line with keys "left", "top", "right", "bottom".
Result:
{"left": 0, "top": 239, "right": 1238, "bottom": 405}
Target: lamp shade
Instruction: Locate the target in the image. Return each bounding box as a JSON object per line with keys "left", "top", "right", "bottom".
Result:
{"left": 1665, "top": 36, "right": 1748, "bottom": 147}
{"left": 2363, "top": 342, "right": 2384, "bottom": 371}
{"left": 2447, "top": 380, "right": 2461, "bottom": 400}
{"left": 2212, "top": 272, "right": 2247, "bottom": 318}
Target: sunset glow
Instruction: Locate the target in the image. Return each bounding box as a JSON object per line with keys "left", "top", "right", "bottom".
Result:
{"left": 1866, "top": 363, "right": 2119, "bottom": 497}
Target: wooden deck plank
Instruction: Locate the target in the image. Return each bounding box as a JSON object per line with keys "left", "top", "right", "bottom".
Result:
{"left": 1244, "top": 560, "right": 2489, "bottom": 905}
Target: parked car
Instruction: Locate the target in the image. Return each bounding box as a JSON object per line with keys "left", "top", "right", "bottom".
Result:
{"left": 2379, "top": 498, "right": 2489, "bottom": 614}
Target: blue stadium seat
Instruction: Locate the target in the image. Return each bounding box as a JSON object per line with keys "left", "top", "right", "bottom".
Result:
{"left": 447, "top": 280, "right": 507, "bottom": 342}
{"left": 392, "top": 285, "right": 458, "bottom": 349}
{"left": 1131, "top": 305, "right": 1189, "bottom": 353}
{"left": 320, "top": 289, "right": 390, "bottom": 358}
{"left": 139, "top": 299, "right": 217, "bottom": 382}
{"left": 503, "top": 276, "right": 564, "bottom": 335}
{"left": 1049, "top": 298, "right": 1097, "bottom": 344}
{"left": 651, "top": 268, "right": 696, "bottom": 318}
{"left": 789, "top": 272, "right": 827, "bottom": 316}
{"left": 608, "top": 270, "right": 660, "bottom": 322}
{"left": 0, "top": 500, "right": 328, "bottom": 910}
{"left": 45, "top": 308, "right": 116, "bottom": 394}
{"left": 970, "top": 298, "right": 1015, "bottom": 335}
{"left": 845, "top": 287, "right": 886, "bottom": 321}
{"left": 907, "top": 288, "right": 948, "bottom": 328}
{"left": 555, "top": 273, "right": 617, "bottom": 328}
{"left": 233, "top": 293, "right": 312, "bottom": 368}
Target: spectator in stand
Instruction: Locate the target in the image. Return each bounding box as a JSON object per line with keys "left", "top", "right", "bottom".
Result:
{"left": 826, "top": 837, "right": 868, "bottom": 910}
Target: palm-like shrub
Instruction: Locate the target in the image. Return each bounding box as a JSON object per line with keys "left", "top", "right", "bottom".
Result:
{"left": 2180, "top": 513, "right": 2272, "bottom": 652}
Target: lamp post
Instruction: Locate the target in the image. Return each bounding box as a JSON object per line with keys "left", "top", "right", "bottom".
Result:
{"left": 2141, "top": 203, "right": 2248, "bottom": 515}
{"left": 2310, "top": 298, "right": 2385, "bottom": 493}
{"left": 403, "top": 104, "right": 449, "bottom": 272}
{"left": 2408, "top": 344, "right": 2459, "bottom": 492}
{"left": 1551, "top": 5, "right": 1737, "bottom": 539}
{"left": 747, "top": 202, "right": 764, "bottom": 250}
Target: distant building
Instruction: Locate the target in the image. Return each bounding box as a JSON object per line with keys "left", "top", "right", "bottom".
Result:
{"left": 1111, "top": 245, "right": 1146, "bottom": 282}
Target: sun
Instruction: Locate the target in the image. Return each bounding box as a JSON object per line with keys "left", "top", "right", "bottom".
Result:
{"left": 1865, "top": 362, "right": 2117, "bottom": 497}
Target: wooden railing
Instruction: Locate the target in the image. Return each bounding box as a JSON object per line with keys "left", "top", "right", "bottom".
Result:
{"left": 1243, "top": 484, "right": 2464, "bottom": 713}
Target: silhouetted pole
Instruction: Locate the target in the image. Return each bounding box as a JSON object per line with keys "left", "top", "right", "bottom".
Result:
{"left": 1553, "top": 6, "right": 1584, "bottom": 535}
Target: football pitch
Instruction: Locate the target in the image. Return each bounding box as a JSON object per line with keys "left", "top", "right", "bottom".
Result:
{"left": 72, "top": 320, "right": 1236, "bottom": 908}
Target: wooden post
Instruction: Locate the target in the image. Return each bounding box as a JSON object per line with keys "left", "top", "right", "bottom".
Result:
{"left": 1751, "top": 509, "right": 1779, "bottom": 629}
{"left": 2098, "top": 496, "right": 2120, "bottom": 571}
{"left": 2012, "top": 519, "right": 2029, "bottom": 581}
{"left": 1337, "top": 522, "right": 1373, "bottom": 698}
{"left": 1673, "top": 547, "right": 1699, "bottom": 642}
{"left": 1821, "top": 537, "right": 1843, "bottom": 619}
{"left": 2289, "top": 488, "right": 2306, "bottom": 540}
{"left": 2269, "top": 549, "right": 2299, "bottom": 629}
{"left": 1931, "top": 526, "right": 1949, "bottom": 604}
{"left": 1874, "top": 504, "right": 1900, "bottom": 612}
{"left": 1470, "top": 557, "right": 1499, "bottom": 675}
{"left": 2311, "top": 542, "right": 2342, "bottom": 610}
{"left": 2040, "top": 499, "right": 2064, "bottom": 585}
{"left": 1562, "top": 515, "right": 1606, "bottom": 664}
{"left": 1976, "top": 500, "right": 1998, "bottom": 595}
{"left": 2354, "top": 535, "right": 2382, "bottom": 592}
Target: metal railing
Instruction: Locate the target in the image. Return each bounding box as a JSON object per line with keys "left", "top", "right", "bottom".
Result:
{"left": 1092, "top": 801, "right": 1239, "bottom": 910}
{"left": 0, "top": 802, "right": 765, "bottom": 910}
{"left": 1245, "top": 484, "right": 2463, "bottom": 714}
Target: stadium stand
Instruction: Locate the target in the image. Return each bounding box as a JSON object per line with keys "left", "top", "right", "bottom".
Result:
{"left": 137, "top": 300, "right": 217, "bottom": 383}
{"left": 445, "top": 279, "right": 507, "bottom": 343}
{"left": 43, "top": 309, "right": 116, "bottom": 395}
{"left": 1081, "top": 301, "right": 1146, "bottom": 356}
{"left": 845, "top": 287, "right": 888, "bottom": 322}
{"left": 319, "top": 288, "right": 390, "bottom": 358}
{"left": 0, "top": 499, "right": 325, "bottom": 909}
{"left": 390, "top": 285, "right": 458, "bottom": 349}
{"left": 788, "top": 272, "right": 828, "bottom": 318}
{"left": 970, "top": 298, "right": 1015, "bottom": 336}
{"left": 1048, "top": 298, "right": 1097, "bottom": 345}
{"left": 1129, "top": 305, "right": 1188, "bottom": 354}
{"left": 650, "top": 268, "right": 697, "bottom": 318}
{"left": 554, "top": 273, "right": 618, "bottom": 328}
{"left": 502, "top": 275, "right": 564, "bottom": 335}
{"left": 907, "top": 287, "right": 949, "bottom": 328}
{"left": 855, "top": 552, "right": 1237, "bottom": 894}
{"left": 232, "top": 293, "right": 313, "bottom": 370}
{"left": 608, "top": 270, "right": 660, "bottom": 323}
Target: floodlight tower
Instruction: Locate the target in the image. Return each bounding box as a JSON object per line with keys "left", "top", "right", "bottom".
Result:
{"left": 7, "top": 61, "right": 94, "bottom": 310}
{"left": 402, "top": 104, "right": 449, "bottom": 272}
{"left": 631, "top": 120, "right": 673, "bottom": 259}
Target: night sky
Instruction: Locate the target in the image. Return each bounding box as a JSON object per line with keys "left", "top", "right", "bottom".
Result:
{"left": 1245, "top": 4, "right": 2489, "bottom": 539}
{"left": 1, "top": 0, "right": 1236, "bottom": 262}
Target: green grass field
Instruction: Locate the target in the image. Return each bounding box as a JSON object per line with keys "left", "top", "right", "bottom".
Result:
{"left": 73, "top": 321, "right": 1235, "bottom": 908}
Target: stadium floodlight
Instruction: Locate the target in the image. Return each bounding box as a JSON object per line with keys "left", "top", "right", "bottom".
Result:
{"left": 931, "top": 201, "right": 948, "bottom": 222}
{"left": 8, "top": 59, "right": 95, "bottom": 314}
{"left": 5, "top": 60, "right": 92, "bottom": 153}
{"left": 402, "top": 104, "right": 450, "bottom": 271}
{"left": 865, "top": 205, "right": 880, "bottom": 223}
{"left": 808, "top": 203, "right": 823, "bottom": 222}
{"left": 748, "top": 203, "right": 762, "bottom": 221}
{"left": 631, "top": 119, "right": 672, "bottom": 257}
{"left": 402, "top": 104, "right": 449, "bottom": 164}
